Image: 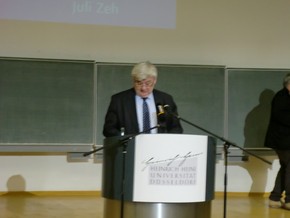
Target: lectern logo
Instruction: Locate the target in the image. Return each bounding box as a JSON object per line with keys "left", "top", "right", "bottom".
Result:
{"left": 141, "top": 152, "right": 203, "bottom": 186}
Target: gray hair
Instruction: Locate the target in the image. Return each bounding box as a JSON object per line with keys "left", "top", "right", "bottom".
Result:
{"left": 283, "top": 73, "right": 290, "bottom": 87}
{"left": 131, "top": 61, "right": 158, "bottom": 81}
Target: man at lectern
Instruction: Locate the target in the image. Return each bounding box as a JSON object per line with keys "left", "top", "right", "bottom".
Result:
{"left": 103, "top": 61, "right": 183, "bottom": 137}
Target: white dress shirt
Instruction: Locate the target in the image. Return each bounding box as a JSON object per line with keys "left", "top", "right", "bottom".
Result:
{"left": 135, "top": 93, "right": 157, "bottom": 133}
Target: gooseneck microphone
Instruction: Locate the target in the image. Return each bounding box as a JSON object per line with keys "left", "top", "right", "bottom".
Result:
{"left": 157, "top": 104, "right": 166, "bottom": 122}
{"left": 163, "top": 104, "right": 179, "bottom": 118}
{"left": 156, "top": 104, "right": 168, "bottom": 130}
{"left": 163, "top": 104, "right": 170, "bottom": 112}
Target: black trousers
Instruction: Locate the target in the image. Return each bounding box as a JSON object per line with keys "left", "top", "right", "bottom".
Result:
{"left": 270, "top": 150, "right": 290, "bottom": 203}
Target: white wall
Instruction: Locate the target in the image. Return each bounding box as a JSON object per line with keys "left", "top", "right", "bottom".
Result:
{"left": 1, "top": 0, "right": 290, "bottom": 68}
{"left": 0, "top": 154, "right": 278, "bottom": 193}
{"left": 0, "top": 155, "right": 102, "bottom": 192}
{"left": 1, "top": 0, "right": 289, "bottom": 193}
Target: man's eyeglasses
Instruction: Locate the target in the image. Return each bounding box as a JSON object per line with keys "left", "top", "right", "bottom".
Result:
{"left": 134, "top": 80, "right": 154, "bottom": 87}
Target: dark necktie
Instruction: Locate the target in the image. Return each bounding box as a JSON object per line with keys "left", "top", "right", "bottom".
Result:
{"left": 142, "top": 98, "right": 151, "bottom": 133}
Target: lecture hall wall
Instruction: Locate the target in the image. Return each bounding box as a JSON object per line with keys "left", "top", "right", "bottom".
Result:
{"left": 0, "top": 0, "right": 289, "bottom": 193}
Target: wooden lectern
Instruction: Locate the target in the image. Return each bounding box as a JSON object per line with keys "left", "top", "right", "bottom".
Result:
{"left": 102, "top": 134, "right": 216, "bottom": 218}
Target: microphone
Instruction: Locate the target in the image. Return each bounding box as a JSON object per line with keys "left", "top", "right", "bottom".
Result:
{"left": 157, "top": 104, "right": 167, "bottom": 122}
{"left": 163, "top": 104, "right": 170, "bottom": 114}
{"left": 156, "top": 104, "right": 167, "bottom": 129}
{"left": 120, "top": 127, "right": 125, "bottom": 136}
{"left": 163, "top": 104, "right": 172, "bottom": 113}
{"left": 164, "top": 104, "right": 180, "bottom": 119}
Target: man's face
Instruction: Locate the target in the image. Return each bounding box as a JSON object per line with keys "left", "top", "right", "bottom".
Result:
{"left": 286, "top": 83, "right": 290, "bottom": 93}
{"left": 133, "top": 76, "right": 157, "bottom": 98}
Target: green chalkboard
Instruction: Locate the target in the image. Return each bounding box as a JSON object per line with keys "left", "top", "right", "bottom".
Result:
{"left": 227, "top": 68, "right": 290, "bottom": 149}
{"left": 0, "top": 58, "right": 95, "bottom": 149}
{"left": 96, "top": 63, "right": 225, "bottom": 145}
{"left": 3, "top": 59, "right": 286, "bottom": 151}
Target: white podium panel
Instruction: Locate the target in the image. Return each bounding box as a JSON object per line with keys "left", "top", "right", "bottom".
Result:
{"left": 102, "top": 134, "right": 216, "bottom": 218}
{"left": 133, "top": 134, "right": 209, "bottom": 203}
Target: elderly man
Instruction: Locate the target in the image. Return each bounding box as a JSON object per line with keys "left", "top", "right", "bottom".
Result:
{"left": 103, "top": 61, "right": 183, "bottom": 137}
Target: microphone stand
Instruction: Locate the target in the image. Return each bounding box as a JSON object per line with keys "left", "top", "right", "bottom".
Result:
{"left": 83, "top": 125, "right": 160, "bottom": 218}
{"left": 118, "top": 125, "right": 160, "bottom": 218}
{"left": 168, "top": 111, "right": 271, "bottom": 218}
{"left": 83, "top": 125, "right": 160, "bottom": 157}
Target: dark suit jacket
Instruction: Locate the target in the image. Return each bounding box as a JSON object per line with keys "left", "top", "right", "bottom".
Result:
{"left": 265, "top": 88, "right": 290, "bottom": 150}
{"left": 103, "top": 88, "right": 183, "bottom": 137}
